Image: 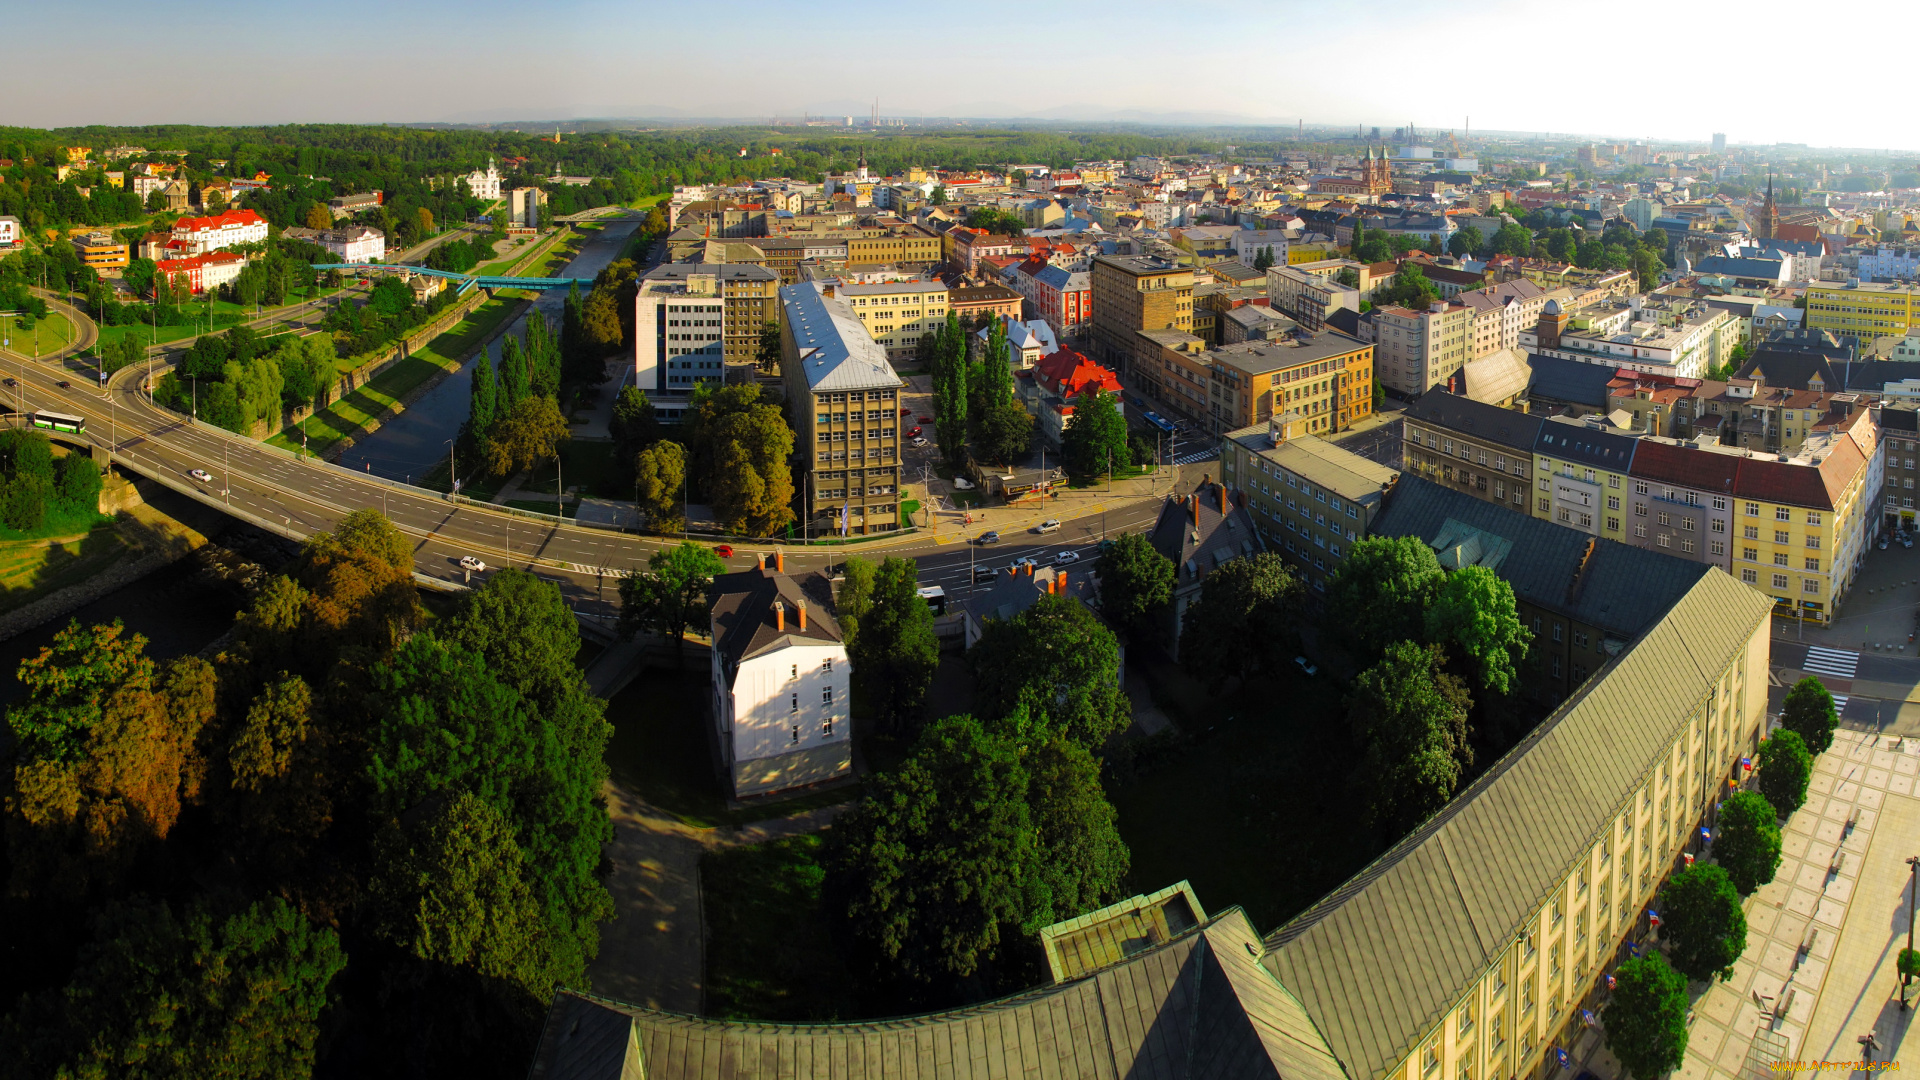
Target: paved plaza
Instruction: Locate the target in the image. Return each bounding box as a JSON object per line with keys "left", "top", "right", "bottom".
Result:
{"left": 1575, "top": 728, "right": 1917, "bottom": 1079}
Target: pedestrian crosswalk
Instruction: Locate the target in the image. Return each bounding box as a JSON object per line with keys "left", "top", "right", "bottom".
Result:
{"left": 1801, "top": 646, "right": 1859, "bottom": 679}
{"left": 1830, "top": 694, "right": 1850, "bottom": 716}
{"left": 1172, "top": 447, "right": 1219, "bottom": 465}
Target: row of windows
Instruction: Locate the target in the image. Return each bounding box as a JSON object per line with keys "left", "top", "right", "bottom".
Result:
{"left": 813, "top": 390, "right": 898, "bottom": 405}
{"left": 1739, "top": 568, "right": 1823, "bottom": 593}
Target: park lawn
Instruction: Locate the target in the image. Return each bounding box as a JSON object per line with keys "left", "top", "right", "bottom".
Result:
{"left": 1108, "top": 661, "right": 1385, "bottom": 932}
{"left": 10, "top": 312, "right": 75, "bottom": 357}
{"left": 268, "top": 293, "right": 523, "bottom": 456}
{"left": 0, "top": 519, "right": 130, "bottom": 616}
{"left": 92, "top": 288, "right": 344, "bottom": 355}
{"left": 701, "top": 835, "right": 861, "bottom": 1022}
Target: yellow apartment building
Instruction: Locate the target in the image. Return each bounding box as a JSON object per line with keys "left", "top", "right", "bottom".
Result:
{"left": 828, "top": 279, "right": 949, "bottom": 362}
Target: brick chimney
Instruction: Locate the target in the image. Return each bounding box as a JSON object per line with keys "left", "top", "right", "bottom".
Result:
{"left": 797, "top": 600, "right": 808, "bottom": 631}
{"left": 1190, "top": 494, "right": 1199, "bottom": 526}
{"left": 773, "top": 600, "right": 786, "bottom": 632}
{"left": 1025, "top": 560, "right": 1035, "bottom": 576}
{"left": 1057, "top": 569, "right": 1067, "bottom": 593}
{"left": 775, "top": 550, "right": 785, "bottom": 573}
{"left": 1218, "top": 484, "right": 1229, "bottom": 516}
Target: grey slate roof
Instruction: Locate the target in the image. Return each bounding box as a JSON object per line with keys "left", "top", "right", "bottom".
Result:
{"left": 1368, "top": 476, "right": 1710, "bottom": 639}
{"left": 782, "top": 284, "right": 905, "bottom": 392}
{"left": 1401, "top": 390, "right": 1543, "bottom": 453}
{"left": 1526, "top": 354, "right": 1616, "bottom": 410}
{"left": 1148, "top": 479, "right": 1263, "bottom": 594}
{"left": 710, "top": 567, "right": 844, "bottom": 679}
{"left": 526, "top": 908, "right": 1350, "bottom": 1080}
{"left": 1534, "top": 415, "right": 1640, "bottom": 473}
{"left": 1262, "top": 567, "right": 1770, "bottom": 1080}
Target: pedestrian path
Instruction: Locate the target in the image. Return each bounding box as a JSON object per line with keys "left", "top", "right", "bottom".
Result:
{"left": 1800, "top": 647, "right": 1859, "bottom": 678}
{"left": 1659, "top": 728, "right": 1920, "bottom": 1080}
{"left": 1172, "top": 447, "right": 1219, "bottom": 465}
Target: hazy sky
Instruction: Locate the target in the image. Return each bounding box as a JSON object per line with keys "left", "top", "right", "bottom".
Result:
{"left": 5, "top": 0, "right": 1910, "bottom": 150}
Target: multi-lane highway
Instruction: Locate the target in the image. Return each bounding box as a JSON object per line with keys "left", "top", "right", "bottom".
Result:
{"left": 3, "top": 338, "right": 1168, "bottom": 623}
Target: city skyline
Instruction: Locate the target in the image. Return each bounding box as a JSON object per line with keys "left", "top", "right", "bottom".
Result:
{"left": 6, "top": 0, "right": 1918, "bottom": 152}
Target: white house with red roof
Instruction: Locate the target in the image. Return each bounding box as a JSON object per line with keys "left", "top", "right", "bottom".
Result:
{"left": 169, "top": 209, "right": 268, "bottom": 255}
{"left": 1017, "top": 346, "right": 1124, "bottom": 447}
{"left": 155, "top": 251, "right": 248, "bottom": 295}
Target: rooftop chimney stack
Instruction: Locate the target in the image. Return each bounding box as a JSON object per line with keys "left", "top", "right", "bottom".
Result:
{"left": 798, "top": 600, "right": 808, "bottom": 631}
{"left": 774, "top": 600, "right": 786, "bottom": 632}
{"left": 1190, "top": 494, "right": 1200, "bottom": 526}
{"left": 775, "top": 550, "right": 785, "bottom": 573}
{"left": 1218, "top": 484, "right": 1229, "bottom": 516}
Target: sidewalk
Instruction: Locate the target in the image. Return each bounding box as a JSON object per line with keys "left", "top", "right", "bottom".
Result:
{"left": 1661, "top": 729, "right": 1919, "bottom": 1080}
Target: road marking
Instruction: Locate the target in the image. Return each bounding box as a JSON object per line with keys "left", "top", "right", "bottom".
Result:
{"left": 1802, "top": 647, "right": 1860, "bottom": 678}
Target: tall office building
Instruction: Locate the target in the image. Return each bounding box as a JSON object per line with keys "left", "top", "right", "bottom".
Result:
{"left": 633, "top": 263, "right": 782, "bottom": 410}
{"left": 779, "top": 284, "right": 904, "bottom": 536}
{"left": 1712, "top": 132, "right": 1726, "bottom": 154}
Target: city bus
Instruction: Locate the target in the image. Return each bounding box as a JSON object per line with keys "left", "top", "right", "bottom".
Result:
{"left": 30, "top": 411, "right": 86, "bottom": 436}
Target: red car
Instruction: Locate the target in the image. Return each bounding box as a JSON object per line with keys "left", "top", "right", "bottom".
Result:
{"left": 900, "top": 407, "right": 911, "bottom": 416}
{"left": 715, "top": 544, "right": 734, "bottom": 558}
{"left": 907, "top": 426, "right": 922, "bottom": 438}
{"left": 917, "top": 415, "right": 933, "bottom": 423}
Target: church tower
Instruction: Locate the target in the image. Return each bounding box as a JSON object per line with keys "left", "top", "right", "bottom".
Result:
{"left": 1363, "top": 144, "right": 1391, "bottom": 196}
{"left": 856, "top": 153, "right": 869, "bottom": 182}
{"left": 1759, "top": 171, "right": 1779, "bottom": 241}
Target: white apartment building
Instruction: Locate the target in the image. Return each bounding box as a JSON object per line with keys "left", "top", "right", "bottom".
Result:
{"left": 1266, "top": 265, "right": 1361, "bottom": 331}
{"left": 1367, "top": 302, "right": 1472, "bottom": 396}
{"left": 1234, "top": 229, "right": 1291, "bottom": 267}
{"left": 0, "top": 216, "right": 18, "bottom": 248}
{"left": 1529, "top": 296, "right": 1738, "bottom": 380}
{"left": 708, "top": 559, "right": 851, "bottom": 798}
{"left": 168, "top": 209, "right": 270, "bottom": 254}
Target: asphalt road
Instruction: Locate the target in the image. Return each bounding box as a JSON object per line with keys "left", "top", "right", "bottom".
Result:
{"left": 0, "top": 333, "right": 1167, "bottom": 623}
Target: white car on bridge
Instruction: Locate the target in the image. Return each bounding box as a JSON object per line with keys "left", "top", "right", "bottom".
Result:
{"left": 188, "top": 469, "right": 213, "bottom": 483}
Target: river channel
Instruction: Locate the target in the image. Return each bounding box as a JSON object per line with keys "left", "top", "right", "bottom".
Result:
{"left": 335, "top": 214, "right": 642, "bottom": 482}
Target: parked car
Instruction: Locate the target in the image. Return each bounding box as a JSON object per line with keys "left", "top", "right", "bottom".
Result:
{"left": 187, "top": 468, "right": 213, "bottom": 483}
{"left": 459, "top": 555, "right": 487, "bottom": 572}
{"left": 976, "top": 530, "right": 1001, "bottom": 545}
{"left": 1052, "top": 549, "right": 1080, "bottom": 565}
{"left": 907, "top": 427, "right": 922, "bottom": 437}
{"left": 953, "top": 476, "right": 975, "bottom": 490}
{"left": 1034, "top": 519, "right": 1061, "bottom": 533}
{"left": 910, "top": 437, "right": 929, "bottom": 447}
{"left": 1294, "top": 656, "right": 1319, "bottom": 677}
{"left": 916, "top": 415, "right": 933, "bottom": 423}
{"left": 714, "top": 544, "right": 734, "bottom": 558}
{"left": 900, "top": 407, "right": 912, "bottom": 416}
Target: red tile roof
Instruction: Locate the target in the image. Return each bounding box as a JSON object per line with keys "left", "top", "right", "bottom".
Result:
{"left": 172, "top": 208, "right": 265, "bottom": 233}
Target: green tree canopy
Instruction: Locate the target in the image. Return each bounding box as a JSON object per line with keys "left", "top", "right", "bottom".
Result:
{"left": 1604, "top": 952, "right": 1689, "bottom": 1080}
{"left": 619, "top": 541, "right": 727, "bottom": 659}
{"left": 1713, "top": 790, "right": 1782, "bottom": 896}
{"left": 633, "top": 440, "right": 687, "bottom": 531}
{"left": 1660, "top": 863, "right": 1747, "bottom": 983}
{"left": 1325, "top": 535, "right": 1445, "bottom": 659}
{"left": 1025, "top": 736, "right": 1129, "bottom": 928}
{"left": 1094, "top": 530, "right": 1175, "bottom": 642}
{"left": 825, "top": 714, "right": 1039, "bottom": 991}
{"left": 842, "top": 556, "right": 939, "bottom": 734}
{"left": 969, "top": 592, "right": 1131, "bottom": 746}
{"left": 1756, "top": 729, "right": 1813, "bottom": 817}
{"left": 1423, "top": 565, "right": 1530, "bottom": 695}
{"left": 1059, "top": 388, "right": 1129, "bottom": 482}
{"left": 0, "top": 896, "right": 346, "bottom": 1080}
{"left": 1349, "top": 641, "right": 1473, "bottom": 834}
{"left": 1177, "top": 551, "right": 1302, "bottom": 684}
{"left": 484, "top": 394, "right": 569, "bottom": 478}
{"left": 1779, "top": 676, "right": 1837, "bottom": 754}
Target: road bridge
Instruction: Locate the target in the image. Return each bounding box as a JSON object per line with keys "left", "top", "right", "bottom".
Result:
{"left": 0, "top": 321, "right": 1166, "bottom": 630}
{"left": 309, "top": 263, "right": 596, "bottom": 293}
